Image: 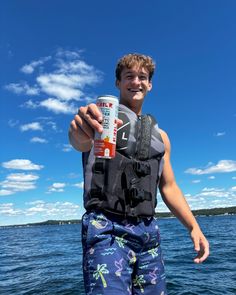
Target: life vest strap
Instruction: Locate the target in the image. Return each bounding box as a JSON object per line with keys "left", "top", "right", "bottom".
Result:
{"left": 126, "top": 187, "right": 152, "bottom": 202}
{"left": 133, "top": 160, "right": 151, "bottom": 176}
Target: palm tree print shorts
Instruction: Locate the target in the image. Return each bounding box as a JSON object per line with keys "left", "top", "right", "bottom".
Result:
{"left": 82, "top": 211, "right": 167, "bottom": 295}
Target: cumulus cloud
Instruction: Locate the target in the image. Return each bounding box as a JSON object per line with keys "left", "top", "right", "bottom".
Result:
{"left": 5, "top": 49, "right": 103, "bottom": 114}
{"left": 5, "top": 82, "right": 40, "bottom": 95}
{"left": 214, "top": 132, "right": 226, "bottom": 137}
{"left": 192, "top": 179, "right": 201, "bottom": 184}
{"left": 25, "top": 201, "right": 80, "bottom": 217}
{"left": 0, "top": 200, "right": 80, "bottom": 219}
{"left": 48, "top": 182, "right": 66, "bottom": 193}
{"left": 0, "top": 189, "right": 14, "bottom": 196}
{"left": 37, "top": 74, "right": 84, "bottom": 100}
{"left": 20, "top": 56, "right": 51, "bottom": 74}
{"left": 6, "top": 173, "right": 39, "bottom": 182}
{"left": 1, "top": 180, "right": 36, "bottom": 191}
{"left": 16, "top": 117, "right": 58, "bottom": 134}
{"left": 8, "top": 119, "right": 19, "bottom": 127}
{"left": 0, "top": 173, "right": 39, "bottom": 196}
{"left": 157, "top": 184, "right": 236, "bottom": 212}
{"left": 62, "top": 144, "right": 73, "bottom": 152}
{"left": 185, "top": 160, "right": 236, "bottom": 175}
{"left": 0, "top": 203, "right": 22, "bottom": 216}
{"left": 40, "top": 98, "right": 77, "bottom": 114}
{"left": 181, "top": 186, "right": 236, "bottom": 210}
{"left": 20, "top": 122, "right": 43, "bottom": 132}
{"left": 74, "top": 181, "right": 84, "bottom": 189}
{"left": 30, "top": 137, "right": 48, "bottom": 143}
{"left": 2, "top": 159, "right": 44, "bottom": 170}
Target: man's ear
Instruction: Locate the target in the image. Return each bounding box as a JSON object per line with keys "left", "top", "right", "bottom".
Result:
{"left": 115, "top": 79, "right": 120, "bottom": 89}
{"left": 148, "top": 81, "right": 152, "bottom": 91}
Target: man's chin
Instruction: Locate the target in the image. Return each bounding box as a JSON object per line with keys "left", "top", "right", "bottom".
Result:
{"left": 128, "top": 92, "right": 144, "bottom": 100}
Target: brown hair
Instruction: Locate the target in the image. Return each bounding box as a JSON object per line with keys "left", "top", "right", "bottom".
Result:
{"left": 115, "top": 53, "right": 155, "bottom": 81}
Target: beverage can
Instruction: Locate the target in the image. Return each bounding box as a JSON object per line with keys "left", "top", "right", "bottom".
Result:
{"left": 94, "top": 95, "right": 119, "bottom": 159}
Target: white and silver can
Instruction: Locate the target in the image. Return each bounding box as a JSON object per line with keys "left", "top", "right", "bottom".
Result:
{"left": 94, "top": 95, "right": 119, "bottom": 159}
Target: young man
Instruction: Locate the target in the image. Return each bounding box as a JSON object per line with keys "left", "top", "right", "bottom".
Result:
{"left": 69, "top": 53, "right": 209, "bottom": 295}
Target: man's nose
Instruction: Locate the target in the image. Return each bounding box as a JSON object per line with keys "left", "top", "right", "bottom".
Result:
{"left": 131, "top": 76, "right": 141, "bottom": 84}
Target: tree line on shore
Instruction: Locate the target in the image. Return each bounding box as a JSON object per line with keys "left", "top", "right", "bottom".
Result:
{"left": 2, "top": 206, "right": 235, "bottom": 228}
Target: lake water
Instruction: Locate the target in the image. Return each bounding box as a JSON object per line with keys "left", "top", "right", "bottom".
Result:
{"left": 0, "top": 215, "right": 235, "bottom": 295}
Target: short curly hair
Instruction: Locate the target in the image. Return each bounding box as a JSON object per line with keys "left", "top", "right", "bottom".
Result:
{"left": 115, "top": 53, "right": 155, "bottom": 81}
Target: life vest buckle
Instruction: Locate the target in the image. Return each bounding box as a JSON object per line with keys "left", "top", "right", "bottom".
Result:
{"left": 93, "top": 160, "right": 105, "bottom": 174}
{"left": 133, "top": 161, "right": 150, "bottom": 176}
{"left": 129, "top": 187, "right": 145, "bottom": 201}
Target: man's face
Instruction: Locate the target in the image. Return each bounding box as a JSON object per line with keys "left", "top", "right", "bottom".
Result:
{"left": 116, "top": 66, "right": 152, "bottom": 106}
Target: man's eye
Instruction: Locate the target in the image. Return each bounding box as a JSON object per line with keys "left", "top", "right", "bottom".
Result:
{"left": 140, "top": 75, "right": 148, "bottom": 80}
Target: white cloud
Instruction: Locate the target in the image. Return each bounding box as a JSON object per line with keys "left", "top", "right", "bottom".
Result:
{"left": 5, "top": 82, "right": 39, "bottom": 95}
{"left": 187, "top": 186, "right": 236, "bottom": 208}
{"left": 40, "top": 98, "right": 77, "bottom": 114}
{"left": 48, "top": 182, "right": 66, "bottom": 193}
{"left": 20, "top": 56, "right": 51, "bottom": 74}
{"left": 1, "top": 180, "right": 36, "bottom": 191}
{"left": 199, "top": 187, "right": 226, "bottom": 197}
{"left": 25, "top": 201, "right": 80, "bottom": 218}
{"left": 157, "top": 185, "right": 236, "bottom": 212}
{"left": 185, "top": 160, "right": 236, "bottom": 175}
{"left": 37, "top": 74, "right": 84, "bottom": 101}
{"left": 8, "top": 119, "right": 19, "bottom": 127}
{"left": 214, "top": 132, "right": 226, "bottom": 137}
{"left": 62, "top": 144, "right": 73, "bottom": 152}
{"left": 20, "top": 122, "right": 43, "bottom": 132}
{"left": 2, "top": 159, "right": 44, "bottom": 170}
{"left": 0, "top": 173, "right": 39, "bottom": 196}
{"left": 0, "top": 201, "right": 81, "bottom": 219}
{"left": 0, "top": 189, "right": 14, "bottom": 196}
{"left": 74, "top": 181, "right": 84, "bottom": 189}
{"left": 30, "top": 137, "right": 48, "bottom": 143}
{"left": 5, "top": 49, "right": 103, "bottom": 115}
{"left": 46, "top": 121, "right": 58, "bottom": 131}
{"left": 22, "top": 99, "right": 39, "bottom": 109}
{"left": 192, "top": 179, "right": 201, "bottom": 184}
{"left": 6, "top": 173, "right": 39, "bottom": 182}
{"left": 0, "top": 203, "right": 22, "bottom": 216}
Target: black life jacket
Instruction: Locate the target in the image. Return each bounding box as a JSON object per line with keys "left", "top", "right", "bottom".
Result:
{"left": 82, "top": 104, "right": 165, "bottom": 218}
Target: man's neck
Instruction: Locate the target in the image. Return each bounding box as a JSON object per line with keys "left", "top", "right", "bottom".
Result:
{"left": 119, "top": 99, "right": 143, "bottom": 115}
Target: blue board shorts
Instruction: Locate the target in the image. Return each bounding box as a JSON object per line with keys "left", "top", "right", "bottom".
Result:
{"left": 82, "top": 211, "right": 167, "bottom": 295}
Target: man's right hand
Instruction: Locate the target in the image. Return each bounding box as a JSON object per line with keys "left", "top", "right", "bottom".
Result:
{"left": 69, "top": 103, "right": 122, "bottom": 152}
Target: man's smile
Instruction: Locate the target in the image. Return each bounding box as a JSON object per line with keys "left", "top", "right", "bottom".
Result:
{"left": 127, "top": 88, "right": 143, "bottom": 93}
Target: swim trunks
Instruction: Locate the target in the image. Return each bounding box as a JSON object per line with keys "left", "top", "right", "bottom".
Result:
{"left": 82, "top": 211, "right": 167, "bottom": 295}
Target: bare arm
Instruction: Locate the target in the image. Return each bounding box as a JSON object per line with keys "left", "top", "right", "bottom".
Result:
{"left": 159, "top": 129, "right": 209, "bottom": 263}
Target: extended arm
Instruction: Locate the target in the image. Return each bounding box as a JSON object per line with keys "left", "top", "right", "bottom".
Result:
{"left": 159, "top": 130, "right": 209, "bottom": 263}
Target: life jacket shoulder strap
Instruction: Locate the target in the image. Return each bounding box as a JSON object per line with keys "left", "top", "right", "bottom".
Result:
{"left": 137, "top": 115, "right": 152, "bottom": 160}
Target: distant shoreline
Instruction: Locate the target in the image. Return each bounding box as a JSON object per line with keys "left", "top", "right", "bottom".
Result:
{"left": 1, "top": 206, "right": 235, "bottom": 228}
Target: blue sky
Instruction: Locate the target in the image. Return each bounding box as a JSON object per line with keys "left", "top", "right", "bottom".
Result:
{"left": 1, "top": 0, "right": 236, "bottom": 226}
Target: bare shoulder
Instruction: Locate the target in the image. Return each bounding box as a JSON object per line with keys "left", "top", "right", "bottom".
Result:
{"left": 159, "top": 128, "right": 171, "bottom": 153}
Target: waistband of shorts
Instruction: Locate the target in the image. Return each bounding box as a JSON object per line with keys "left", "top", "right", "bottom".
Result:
{"left": 87, "top": 209, "right": 154, "bottom": 224}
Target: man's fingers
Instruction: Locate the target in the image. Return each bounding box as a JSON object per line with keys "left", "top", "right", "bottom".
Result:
{"left": 117, "top": 119, "right": 123, "bottom": 128}
{"left": 74, "top": 103, "right": 123, "bottom": 141}
{"left": 78, "top": 104, "right": 103, "bottom": 134}
{"left": 193, "top": 238, "right": 210, "bottom": 264}
{"left": 76, "top": 115, "right": 95, "bottom": 139}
